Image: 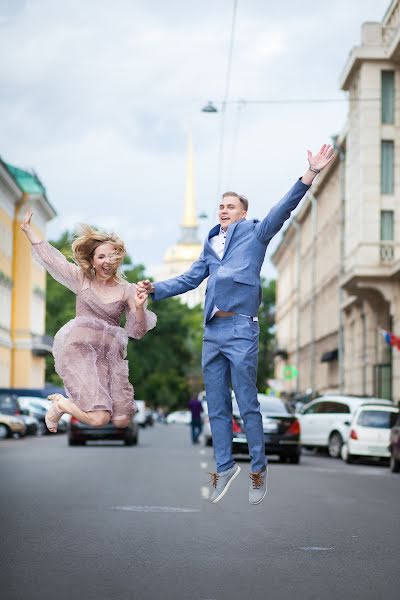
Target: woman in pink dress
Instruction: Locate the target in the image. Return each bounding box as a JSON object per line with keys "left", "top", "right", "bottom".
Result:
{"left": 21, "top": 210, "right": 157, "bottom": 432}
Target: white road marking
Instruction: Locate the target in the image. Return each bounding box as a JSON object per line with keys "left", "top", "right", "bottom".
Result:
{"left": 199, "top": 449, "right": 206, "bottom": 455}
{"left": 298, "top": 547, "right": 335, "bottom": 551}
{"left": 111, "top": 506, "right": 200, "bottom": 513}
{"left": 200, "top": 461, "right": 208, "bottom": 469}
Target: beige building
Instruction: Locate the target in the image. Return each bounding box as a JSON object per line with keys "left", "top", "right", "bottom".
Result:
{"left": 157, "top": 135, "right": 206, "bottom": 308}
{"left": 272, "top": 0, "right": 400, "bottom": 401}
{"left": 0, "top": 158, "right": 56, "bottom": 387}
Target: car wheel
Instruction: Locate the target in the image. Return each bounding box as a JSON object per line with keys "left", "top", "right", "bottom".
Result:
{"left": 125, "top": 433, "right": 138, "bottom": 446}
{"left": 390, "top": 454, "right": 400, "bottom": 473}
{"left": 288, "top": 454, "right": 301, "bottom": 465}
{"left": 37, "top": 422, "right": 47, "bottom": 436}
{"left": 205, "top": 437, "right": 213, "bottom": 447}
{"left": 68, "top": 438, "right": 84, "bottom": 446}
{"left": 328, "top": 432, "right": 343, "bottom": 458}
{"left": 279, "top": 456, "right": 287, "bottom": 463}
{"left": 0, "top": 424, "right": 10, "bottom": 439}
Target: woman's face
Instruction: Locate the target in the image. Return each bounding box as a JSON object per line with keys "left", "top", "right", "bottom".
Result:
{"left": 92, "top": 242, "right": 119, "bottom": 280}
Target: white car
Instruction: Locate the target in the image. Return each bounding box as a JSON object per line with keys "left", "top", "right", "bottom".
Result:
{"left": 134, "top": 400, "right": 147, "bottom": 427}
{"left": 342, "top": 404, "right": 399, "bottom": 463}
{"left": 166, "top": 410, "right": 191, "bottom": 425}
{"left": 297, "top": 395, "right": 393, "bottom": 458}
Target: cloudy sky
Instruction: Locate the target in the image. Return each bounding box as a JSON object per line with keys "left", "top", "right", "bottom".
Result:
{"left": 0, "top": 0, "right": 389, "bottom": 278}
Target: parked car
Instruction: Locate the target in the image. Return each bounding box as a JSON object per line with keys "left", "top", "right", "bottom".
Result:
{"left": 17, "top": 396, "right": 68, "bottom": 434}
{"left": 341, "top": 404, "right": 399, "bottom": 463}
{"left": 390, "top": 411, "right": 400, "bottom": 473}
{"left": 166, "top": 410, "right": 191, "bottom": 425}
{"left": 0, "top": 392, "right": 39, "bottom": 435}
{"left": 232, "top": 394, "right": 301, "bottom": 464}
{"left": 201, "top": 392, "right": 301, "bottom": 463}
{"left": 135, "top": 400, "right": 147, "bottom": 427}
{"left": 0, "top": 386, "right": 65, "bottom": 399}
{"left": 297, "top": 395, "right": 393, "bottom": 458}
{"left": 68, "top": 415, "right": 139, "bottom": 446}
{"left": 0, "top": 412, "right": 26, "bottom": 439}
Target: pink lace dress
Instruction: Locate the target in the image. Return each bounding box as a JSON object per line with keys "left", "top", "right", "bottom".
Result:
{"left": 32, "top": 241, "right": 157, "bottom": 420}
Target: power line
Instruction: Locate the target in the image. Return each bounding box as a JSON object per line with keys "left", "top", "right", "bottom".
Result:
{"left": 216, "top": 0, "right": 238, "bottom": 199}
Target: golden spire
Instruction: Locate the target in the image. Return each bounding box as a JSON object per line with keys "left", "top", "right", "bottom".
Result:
{"left": 182, "top": 133, "right": 198, "bottom": 228}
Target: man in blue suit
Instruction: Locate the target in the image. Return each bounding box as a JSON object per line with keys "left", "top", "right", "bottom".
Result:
{"left": 139, "top": 145, "right": 334, "bottom": 504}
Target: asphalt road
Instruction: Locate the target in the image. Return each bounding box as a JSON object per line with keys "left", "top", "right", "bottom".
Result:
{"left": 1, "top": 424, "right": 399, "bottom": 600}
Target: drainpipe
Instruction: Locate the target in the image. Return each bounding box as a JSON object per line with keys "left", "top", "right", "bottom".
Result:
{"left": 361, "top": 304, "right": 367, "bottom": 395}
{"left": 293, "top": 219, "right": 301, "bottom": 393}
{"left": 338, "top": 146, "right": 346, "bottom": 393}
{"left": 308, "top": 193, "right": 317, "bottom": 394}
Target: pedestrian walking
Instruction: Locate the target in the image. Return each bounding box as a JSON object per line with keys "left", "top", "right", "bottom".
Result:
{"left": 138, "top": 145, "right": 334, "bottom": 504}
{"left": 188, "top": 395, "right": 204, "bottom": 444}
{"left": 21, "top": 211, "right": 157, "bottom": 432}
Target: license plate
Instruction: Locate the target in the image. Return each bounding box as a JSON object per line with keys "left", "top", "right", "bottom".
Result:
{"left": 263, "top": 421, "right": 278, "bottom": 433}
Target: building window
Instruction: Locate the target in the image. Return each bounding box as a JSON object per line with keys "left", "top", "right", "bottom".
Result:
{"left": 381, "top": 140, "right": 394, "bottom": 194}
{"left": 380, "top": 210, "right": 394, "bottom": 241}
{"left": 381, "top": 71, "right": 395, "bottom": 124}
{"left": 380, "top": 210, "right": 395, "bottom": 262}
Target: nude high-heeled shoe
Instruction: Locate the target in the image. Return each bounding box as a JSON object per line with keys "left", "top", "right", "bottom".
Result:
{"left": 45, "top": 395, "right": 65, "bottom": 433}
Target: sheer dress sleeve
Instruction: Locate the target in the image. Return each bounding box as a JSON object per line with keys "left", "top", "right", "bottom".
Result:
{"left": 124, "top": 284, "right": 157, "bottom": 339}
{"left": 31, "top": 240, "right": 81, "bottom": 294}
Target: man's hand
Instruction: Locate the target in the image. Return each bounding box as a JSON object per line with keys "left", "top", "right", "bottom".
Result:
{"left": 137, "top": 279, "right": 155, "bottom": 294}
{"left": 301, "top": 144, "right": 335, "bottom": 185}
{"left": 307, "top": 144, "right": 335, "bottom": 172}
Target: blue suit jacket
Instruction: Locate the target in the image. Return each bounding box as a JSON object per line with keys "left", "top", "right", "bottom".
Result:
{"left": 153, "top": 178, "right": 310, "bottom": 323}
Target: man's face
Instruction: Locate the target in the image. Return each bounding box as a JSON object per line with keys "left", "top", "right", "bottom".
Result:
{"left": 218, "top": 195, "right": 247, "bottom": 230}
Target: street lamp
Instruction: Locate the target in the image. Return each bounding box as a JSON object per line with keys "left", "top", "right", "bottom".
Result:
{"left": 201, "top": 101, "right": 218, "bottom": 113}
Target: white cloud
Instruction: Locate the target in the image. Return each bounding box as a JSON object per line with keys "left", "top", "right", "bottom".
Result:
{"left": 0, "top": 0, "right": 389, "bottom": 280}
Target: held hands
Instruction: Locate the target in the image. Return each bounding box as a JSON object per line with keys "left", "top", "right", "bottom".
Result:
{"left": 134, "top": 286, "right": 148, "bottom": 309}
{"left": 137, "top": 279, "right": 154, "bottom": 295}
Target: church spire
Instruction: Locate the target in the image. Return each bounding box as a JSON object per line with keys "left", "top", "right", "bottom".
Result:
{"left": 179, "top": 133, "right": 199, "bottom": 243}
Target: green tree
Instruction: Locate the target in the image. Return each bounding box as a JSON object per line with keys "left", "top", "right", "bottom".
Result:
{"left": 256, "top": 278, "right": 276, "bottom": 393}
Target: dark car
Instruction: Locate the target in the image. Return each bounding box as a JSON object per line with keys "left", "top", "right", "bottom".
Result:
{"left": 68, "top": 416, "right": 139, "bottom": 446}
{"left": 0, "top": 386, "right": 65, "bottom": 399}
{"left": 232, "top": 394, "right": 301, "bottom": 464}
{"left": 0, "top": 393, "right": 39, "bottom": 435}
{"left": 390, "top": 411, "right": 400, "bottom": 473}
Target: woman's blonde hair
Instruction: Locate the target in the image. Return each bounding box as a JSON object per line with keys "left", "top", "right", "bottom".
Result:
{"left": 71, "top": 224, "right": 127, "bottom": 282}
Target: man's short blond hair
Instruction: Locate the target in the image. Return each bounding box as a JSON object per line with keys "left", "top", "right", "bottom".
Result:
{"left": 222, "top": 191, "right": 248, "bottom": 211}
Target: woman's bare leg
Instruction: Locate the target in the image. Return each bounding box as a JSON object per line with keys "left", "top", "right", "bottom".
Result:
{"left": 48, "top": 394, "right": 110, "bottom": 427}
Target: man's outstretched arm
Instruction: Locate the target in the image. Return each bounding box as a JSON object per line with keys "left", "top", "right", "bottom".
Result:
{"left": 256, "top": 144, "right": 334, "bottom": 244}
{"left": 138, "top": 251, "right": 209, "bottom": 300}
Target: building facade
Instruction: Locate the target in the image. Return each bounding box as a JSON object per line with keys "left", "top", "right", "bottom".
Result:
{"left": 272, "top": 0, "right": 400, "bottom": 401}
{"left": 0, "top": 158, "right": 56, "bottom": 387}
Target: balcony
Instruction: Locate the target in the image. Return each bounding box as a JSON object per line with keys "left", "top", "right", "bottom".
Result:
{"left": 31, "top": 334, "right": 53, "bottom": 356}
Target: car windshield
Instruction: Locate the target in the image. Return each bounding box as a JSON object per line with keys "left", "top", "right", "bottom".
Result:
{"left": 357, "top": 410, "right": 398, "bottom": 429}
{"left": 258, "top": 397, "right": 288, "bottom": 414}
{"left": 0, "top": 395, "right": 17, "bottom": 415}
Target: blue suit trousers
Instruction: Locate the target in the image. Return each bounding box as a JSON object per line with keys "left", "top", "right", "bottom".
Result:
{"left": 202, "top": 315, "right": 267, "bottom": 473}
